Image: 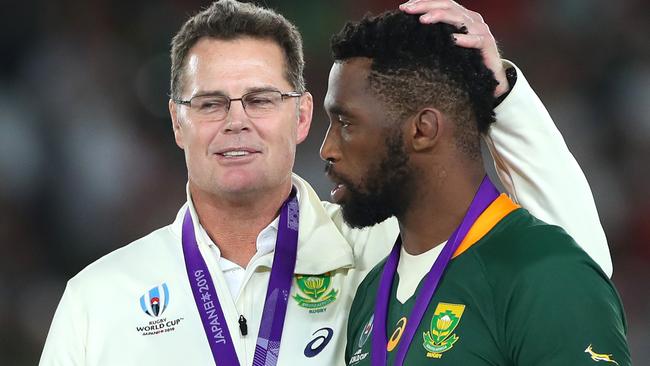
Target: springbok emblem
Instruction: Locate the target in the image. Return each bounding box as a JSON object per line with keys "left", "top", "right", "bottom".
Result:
{"left": 585, "top": 344, "right": 619, "bottom": 365}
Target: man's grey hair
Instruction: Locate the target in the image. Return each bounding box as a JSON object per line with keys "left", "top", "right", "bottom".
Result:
{"left": 170, "top": 0, "right": 305, "bottom": 99}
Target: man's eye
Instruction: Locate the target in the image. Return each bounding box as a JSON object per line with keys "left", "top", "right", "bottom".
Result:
{"left": 247, "top": 97, "right": 274, "bottom": 107}
{"left": 337, "top": 115, "right": 350, "bottom": 128}
{"left": 198, "top": 99, "right": 226, "bottom": 111}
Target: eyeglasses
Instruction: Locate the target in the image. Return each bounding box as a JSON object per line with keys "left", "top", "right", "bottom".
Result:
{"left": 173, "top": 90, "right": 302, "bottom": 121}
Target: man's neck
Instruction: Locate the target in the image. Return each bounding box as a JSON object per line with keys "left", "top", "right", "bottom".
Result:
{"left": 397, "top": 164, "right": 485, "bottom": 256}
{"left": 189, "top": 180, "right": 292, "bottom": 268}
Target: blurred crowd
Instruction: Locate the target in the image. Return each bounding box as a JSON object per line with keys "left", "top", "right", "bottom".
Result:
{"left": 1, "top": 0, "right": 648, "bottom": 364}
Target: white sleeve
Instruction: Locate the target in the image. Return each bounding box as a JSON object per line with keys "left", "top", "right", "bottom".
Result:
{"left": 484, "top": 60, "right": 612, "bottom": 277}
{"left": 39, "top": 281, "right": 86, "bottom": 366}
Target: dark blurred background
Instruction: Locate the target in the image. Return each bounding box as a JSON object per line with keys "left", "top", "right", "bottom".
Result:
{"left": 1, "top": 0, "right": 648, "bottom": 364}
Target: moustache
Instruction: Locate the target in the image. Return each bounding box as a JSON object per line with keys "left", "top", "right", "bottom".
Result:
{"left": 324, "top": 162, "right": 357, "bottom": 189}
{"left": 324, "top": 162, "right": 344, "bottom": 181}
{"left": 324, "top": 161, "right": 333, "bottom": 175}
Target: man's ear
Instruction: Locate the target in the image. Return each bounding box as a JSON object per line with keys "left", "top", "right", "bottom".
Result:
{"left": 296, "top": 92, "right": 314, "bottom": 144}
{"left": 409, "top": 108, "right": 443, "bottom": 152}
{"left": 169, "top": 99, "right": 185, "bottom": 149}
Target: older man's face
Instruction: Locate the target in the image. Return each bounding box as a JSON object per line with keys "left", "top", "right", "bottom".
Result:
{"left": 170, "top": 37, "right": 312, "bottom": 200}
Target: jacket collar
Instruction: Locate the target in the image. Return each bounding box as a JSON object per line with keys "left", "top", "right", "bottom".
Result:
{"left": 170, "top": 173, "right": 354, "bottom": 275}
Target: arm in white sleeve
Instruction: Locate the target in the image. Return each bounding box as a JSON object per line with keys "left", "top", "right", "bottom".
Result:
{"left": 485, "top": 61, "right": 612, "bottom": 277}
{"left": 39, "top": 281, "right": 86, "bottom": 366}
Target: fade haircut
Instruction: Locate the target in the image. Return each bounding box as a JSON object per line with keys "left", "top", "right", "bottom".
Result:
{"left": 331, "top": 11, "right": 497, "bottom": 158}
{"left": 170, "top": 0, "right": 305, "bottom": 99}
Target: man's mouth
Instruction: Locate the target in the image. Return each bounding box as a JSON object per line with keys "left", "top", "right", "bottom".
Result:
{"left": 330, "top": 183, "right": 348, "bottom": 203}
{"left": 220, "top": 150, "right": 251, "bottom": 157}
{"left": 215, "top": 147, "right": 260, "bottom": 159}
{"left": 326, "top": 164, "right": 351, "bottom": 203}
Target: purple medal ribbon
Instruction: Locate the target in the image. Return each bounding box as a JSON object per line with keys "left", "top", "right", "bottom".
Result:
{"left": 371, "top": 176, "right": 499, "bottom": 366}
{"left": 182, "top": 189, "right": 299, "bottom": 366}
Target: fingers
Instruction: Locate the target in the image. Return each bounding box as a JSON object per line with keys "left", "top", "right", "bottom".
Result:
{"left": 399, "top": 0, "right": 465, "bottom": 18}
{"left": 419, "top": 10, "right": 469, "bottom": 27}
{"left": 400, "top": 0, "right": 464, "bottom": 26}
{"left": 399, "top": 0, "right": 494, "bottom": 52}
{"left": 400, "top": 1, "right": 487, "bottom": 35}
{"left": 451, "top": 33, "right": 484, "bottom": 49}
{"left": 399, "top": 0, "right": 459, "bottom": 13}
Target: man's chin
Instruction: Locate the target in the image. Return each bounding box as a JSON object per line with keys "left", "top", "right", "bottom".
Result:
{"left": 213, "top": 170, "right": 275, "bottom": 193}
{"left": 340, "top": 203, "right": 392, "bottom": 229}
{"left": 216, "top": 180, "right": 260, "bottom": 195}
{"left": 198, "top": 178, "right": 267, "bottom": 199}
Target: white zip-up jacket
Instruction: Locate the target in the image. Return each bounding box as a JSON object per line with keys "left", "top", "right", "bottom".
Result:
{"left": 39, "top": 64, "right": 611, "bottom": 366}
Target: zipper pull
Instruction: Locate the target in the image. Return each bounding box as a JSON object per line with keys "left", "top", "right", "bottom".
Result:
{"left": 238, "top": 315, "right": 248, "bottom": 336}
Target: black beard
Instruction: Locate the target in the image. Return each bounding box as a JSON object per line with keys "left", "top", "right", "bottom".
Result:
{"left": 332, "top": 129, "right": 415, "bottom": 228}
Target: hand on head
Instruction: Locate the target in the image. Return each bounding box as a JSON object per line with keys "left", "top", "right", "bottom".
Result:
{"left": 399, "top": 0, "right": 509, "bottom": 97}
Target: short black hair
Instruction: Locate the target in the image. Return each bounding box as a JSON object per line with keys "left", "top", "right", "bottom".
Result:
{"left": 331, "top": 11, "right": 497, "bottom": 158}
{"left": 170, "top": 0, "right": 305, "bottom": 99}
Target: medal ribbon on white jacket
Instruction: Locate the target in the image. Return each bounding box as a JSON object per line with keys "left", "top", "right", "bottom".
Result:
{"left": 182, "top": 189, "right": 299, "bottom": 366}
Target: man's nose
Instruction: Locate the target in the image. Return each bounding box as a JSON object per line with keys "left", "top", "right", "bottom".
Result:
{"left": 223, "top": 101, "right": 250, "bottom": 133}
{"left": 319, "top": 126, "right": 340, "bottom": 162}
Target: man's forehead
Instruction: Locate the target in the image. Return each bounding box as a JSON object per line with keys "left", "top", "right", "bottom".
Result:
{"left": 330, "top": 58, "right": 372, "bottom": 81}
{"left": 325, "top": 58, "right": 373, "bottom": 108}
{"left": 186, "top": 37, "right": 285, "bottom": 68}
{"left": 183, "top": 37, "right": 291, "bottom": 96}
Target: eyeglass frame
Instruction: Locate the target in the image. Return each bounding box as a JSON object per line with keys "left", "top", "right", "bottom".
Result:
{"left": 172, "top": 89, "right": 303, "bottom": 121}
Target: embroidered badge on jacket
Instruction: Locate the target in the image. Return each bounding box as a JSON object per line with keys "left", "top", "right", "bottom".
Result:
{"left": 293, "top": 273, "right": 338, "bottom": 313}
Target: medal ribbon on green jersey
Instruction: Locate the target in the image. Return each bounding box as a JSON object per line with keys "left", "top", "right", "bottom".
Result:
{"left": 371, "top": 176, "right": 499, "bottom": 366}
{"left": 182, "top": 189, "right": 299, "bottom": 366}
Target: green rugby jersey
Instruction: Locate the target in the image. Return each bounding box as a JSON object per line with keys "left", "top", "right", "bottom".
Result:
{"left": 346, "top": 208, "right": 630, "bottom": 366}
